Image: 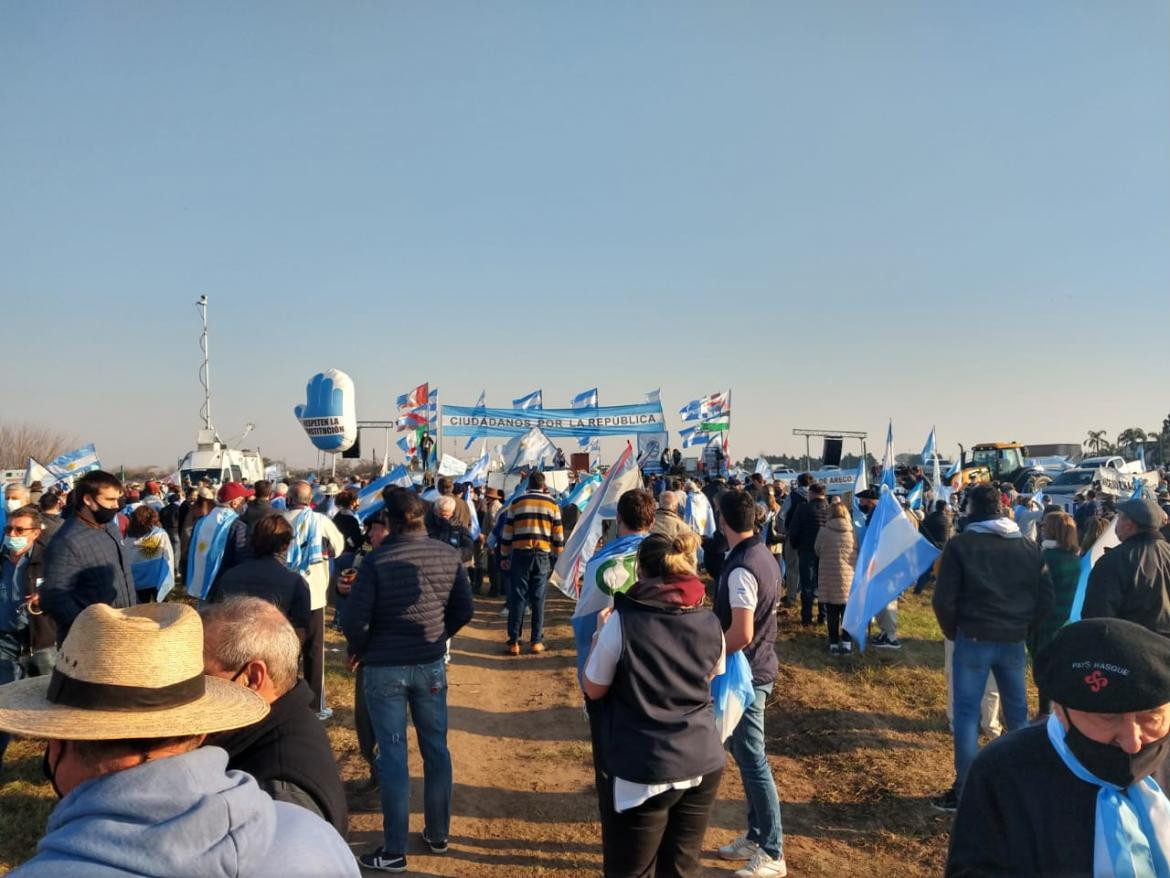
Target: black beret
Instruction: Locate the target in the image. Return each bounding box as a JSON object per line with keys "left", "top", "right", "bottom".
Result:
{"left": 1035, "top": 618, "right": 1170, "bottom": 713}
{"left": 855, "top": 489, "right": 878, "bottom": 501}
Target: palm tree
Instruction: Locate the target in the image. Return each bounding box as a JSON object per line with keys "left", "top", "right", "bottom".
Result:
{"left": 1117, "top": 428, "right": 1147, "bottom": 458}
{"left": 1145, "top": 431, "right": 1162, "bottom": 466}
{"left": 1085, "top": 430, "right": 1108, "bottom": 454}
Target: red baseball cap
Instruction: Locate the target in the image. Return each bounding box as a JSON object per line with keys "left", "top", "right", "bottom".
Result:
{"left": 216, "top": 482, "right": 255, "bottom": 503}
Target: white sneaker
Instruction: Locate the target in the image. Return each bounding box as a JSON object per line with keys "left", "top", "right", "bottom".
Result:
{"left": 718, "top": 835, "right": 761, "bottom": 861}
{"left": 734, "top": 850, "right": 788, "bottom": 878}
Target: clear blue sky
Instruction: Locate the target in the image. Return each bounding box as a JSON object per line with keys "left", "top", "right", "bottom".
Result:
{"left": 2, "top": 2, "right": 1167, "bottom": 468}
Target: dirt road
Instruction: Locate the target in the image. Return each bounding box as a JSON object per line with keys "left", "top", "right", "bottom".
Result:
{"left": 333, "top": 592, "right": 953, "bottom": 877}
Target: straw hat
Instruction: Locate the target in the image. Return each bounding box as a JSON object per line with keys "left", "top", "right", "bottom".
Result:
{"left": 0, "top": 603, "right": 268, "bottom": 740}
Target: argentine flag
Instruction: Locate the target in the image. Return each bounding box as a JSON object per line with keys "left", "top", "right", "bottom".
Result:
{"left": 879, "top": 421, "right": 897, "bottom": 491}
{"left": 500, "top": 427, "right": 554, "bottom": 472}
{"left": 561, "top": 473, "right": 602, "bottom": 511}
{"left": 513, "top": 389, "right": 543, "bottom": 410}
{"left": 570, "top": 387, "right": 599, "bottom": 409}
{"left": 461, "top": 445, "right": 490, "bottom": 487}
{"left": 464, "top": 390, "right": 487, "bottom": 450}
{"left": 754, "top": 457, "right": 774, "bottom": 482}
{"left": 921, "top": 426, "right": 937, "bottom": 463}
{"left": 843, "top": 489, "right": 941, "bottom": 651}
{"left": 45, "top": 443, "right": 101, "bottom": 483}
{"left": 187, "top": 507, "right": 240, "bottom": 601}
{"left": 355, "top": 465, "right": 413, "bottom": 523}
{"left": 851, "top": 455, "right": 869, "bottom": 537}
{"left": 907, "top": 479, "right": 924, "bottom": 511}
{"left": 680, "top": 426, "right": 710, "bottom": 448}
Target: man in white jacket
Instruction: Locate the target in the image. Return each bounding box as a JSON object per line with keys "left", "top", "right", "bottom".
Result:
{"left": 283, "top": 481, "right": 344, "bottom": 720}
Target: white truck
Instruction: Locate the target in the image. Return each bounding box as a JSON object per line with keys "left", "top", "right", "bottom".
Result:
{"left": 178, "top": 429, "right": 265, "bottom": 487}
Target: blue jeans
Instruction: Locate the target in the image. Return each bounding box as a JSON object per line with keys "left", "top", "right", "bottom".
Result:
{"left": 507, "top": 550, "right": 549, "bottom": 645}
{"left": 952, "top": 633, "right": 1028, "bottom": 792}
{"left": 727, "top": 683, "right": 783, "bottom": 859}
{"left": 364, "top": 659, "right": 452, "bottom": 854}
{"left": 0, "top": 631, "right": 25, "bottom": 767}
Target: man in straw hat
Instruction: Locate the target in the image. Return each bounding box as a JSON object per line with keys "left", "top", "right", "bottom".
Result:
{"left": 0, "top": 602, "right": 359, "bottom": 877}
{"left": 946, "top": 618, "right": 1170, "bottom": 876}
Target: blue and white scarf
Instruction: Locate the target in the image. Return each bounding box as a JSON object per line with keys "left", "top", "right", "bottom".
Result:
{"left": 286, "top": 507, "right": 324, "bottom": 575}
{"left": 186, "top": 507, "right": 239, "bottom": 600}
{"left": 1047, "top": 713, "right": 1170, "bottom": 877}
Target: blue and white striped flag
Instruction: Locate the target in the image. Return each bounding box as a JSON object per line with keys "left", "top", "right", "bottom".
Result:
{"left": 463, "top": 486, "right": 481, "bottom": 540}
{"left": 186, "top": 507, "right": 239, "bottom": 600}
{"left": 45, "top": 443, "right": 101, "bottom": 483}
{"left": 843, "top": 489, "right": 941, "bottom": 651}
{"left": 461, "top": 445, "right": 490, "bottom": 487}
{"left": 852, "top": 455, "right": 870, "bottom": 537}
{"left": 679, "top": 426, "right": 710, "bottom": 448}
{"left": 572, "top": 388, "right": 599, "bottom": 449}
{"left": 754, "top": 457, "right": 774, "bottom": 482}
{"left": 561, "top": 473, "right": 602, "bottom": 511}
{"left": 679, "top": 399, "right": 702, "bottom": 421}
{"left": 644, "top": 388, "right": 661, "bottom": 404}
{"left": 921, "top": 427, "right": 937, "bottom": 463}
{"left": 355, "top": 465, "right": 413, "bottom": 523}
{"left": 907, "top": 480, "right": 924, "bottom": 511}
{"left": 513, "top": 389, "right": 543, "bottom": 410}
{"left": 880, "top": 421, "right": 897, "bottom": 491}
{"left": 464, "top": 390, "right": 487, "bottom": 450}
{"left": 570, "top": 388, "right": 599, "bottom": 409}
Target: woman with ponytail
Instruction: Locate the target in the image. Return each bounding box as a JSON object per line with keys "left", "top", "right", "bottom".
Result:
{"left": 582, "top": 529, "right": 725, "bottom": 877}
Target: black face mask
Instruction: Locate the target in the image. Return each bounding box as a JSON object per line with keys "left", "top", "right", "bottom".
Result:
{"left": 41, "top": 742, "right": 66, "bottom": 799}
{"left": 89, "top": 504, "right": 119, "bottom": 525}
{"left": 1064, "top": 712, "right": 1170, "bottom": 787}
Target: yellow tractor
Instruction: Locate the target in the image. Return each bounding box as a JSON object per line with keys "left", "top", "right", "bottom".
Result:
{"left": 953, "top": 442, "right": 1048, "bottom": 492}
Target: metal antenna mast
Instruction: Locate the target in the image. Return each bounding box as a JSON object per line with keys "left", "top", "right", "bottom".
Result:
{"left": 196, "top": 295, "right": 214, "bottom": 433}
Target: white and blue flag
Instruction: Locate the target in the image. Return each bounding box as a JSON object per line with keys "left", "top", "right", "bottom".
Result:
{"left": 907, "top": 479, "right": 924, "bottom": 511}
{"left": 500, "top": 427, "right": 554, "bottom": 472}
{"left": 570, "top": 388, "right": 599, "bottom": 409}
{"left": 851, "top": 455, "right": 870, "bottom": 536}
{"left": 513, "top": 389, "right": 543, "bottom": 410}
{"left": 561, "top": 473, "right": 602, "bottom": 511}
{"left": 461, "top": 445, "right": 490, "bottom": 487}
{"left": 355, "top": 465, "right": 413, "bottom": 522}
{"left": 921, "top": 427, "right": 937, "bottom": 463}
{"left": 186, "top": 507, "right": 239, "bottom": 601}
{"left": 680, "top": 426, "right": 710, "bottom": 448}
{"left": 880, "top": 421, "right": 897, "bottom": 491}
{"left": 463, "top": 485, "right": 481, "bottom": 540}
{"left": 679, "top": 399, "right": 702, "bottom": 421}
{"left": 843, "top": 489, "right": 941, "bottom": 651}
{"left": 464, "top": 390, "right": 487, "bottom": 450}
{"left": 45, "top": 443, "right": 101, "bottom": 484}
{"left": 551, "top": 443, "right": 641, "bottom": 602}
{"left": 754, "top": 457, "right": 774, "bottom": 482}
{"left": 644, "top": 388, "right": 661, "bottom": 404}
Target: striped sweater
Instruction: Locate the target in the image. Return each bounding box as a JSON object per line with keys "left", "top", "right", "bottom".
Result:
{"left": 500, "top": 492, "right": 564, "bottom": 559}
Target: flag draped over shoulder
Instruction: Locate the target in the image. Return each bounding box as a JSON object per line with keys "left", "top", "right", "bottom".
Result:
{"left": 186, "top": 507, "right": 239, "bottom": 600}
{"left": 843, "top": 489, "right": 940, "bottom": 650}
{"left": 129, "top": 528, "right": 175, "bottom": 600}
{"left": 551, "top": 443, "right": 640, "bottom": 602}
{"left": 286, "top": 507, "right": 325, "bottom": 575}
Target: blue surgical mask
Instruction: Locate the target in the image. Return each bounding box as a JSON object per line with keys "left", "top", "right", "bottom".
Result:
{"left": 3, "top": 535, "right": 29, "bottom": 553}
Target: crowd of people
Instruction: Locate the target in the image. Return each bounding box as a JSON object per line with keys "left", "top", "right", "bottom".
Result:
{"left": 0, "top": 454, "right": 1169, "bottom": 876}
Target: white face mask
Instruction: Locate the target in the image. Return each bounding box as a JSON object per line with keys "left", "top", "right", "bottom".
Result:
{"left": 5, "top": 499, "right": 22, "bottom": 513}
